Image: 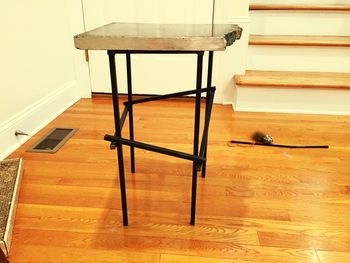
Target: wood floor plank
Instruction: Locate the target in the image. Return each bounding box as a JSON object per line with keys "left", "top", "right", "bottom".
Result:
{"left": 17, "top": 182, "right": 292, "bottom": 221}
{"left": 160, "top": 254, "right": 257, "bottom": 263}
{"left": 316, "top": 250, "right": 350, "bottom": 263}
{"left": 18, "top": 179, "right": 350, "bottom": 224}
{"left": 14, "top": 204, "right": 260, "bottom": 245}
{"left": 11, "top": 228, "right": 319, "bottom": 263}
{"left": 9, "top": 244, "right": 160, "bottom": 263}
{"left": 20, "top": 158, "right": 349, "bottom": 202}
{"left": 7, "top": 98, "right": 350, "bottom": 262}
{"left": 258, "top": 231, "right": 350, "bottom": 252}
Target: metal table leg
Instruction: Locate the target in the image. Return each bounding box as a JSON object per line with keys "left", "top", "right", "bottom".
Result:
{"left": 190, "top": 51, "right": 204, "bottom": 225}
{"left": 126, "top": 52, "right": 135, "bottom": 173}
{"left": 201, "top": 51, "right": 214, "bottom": 178}
{"left": 108, "top": 50, "right": 128, "bottom": 226}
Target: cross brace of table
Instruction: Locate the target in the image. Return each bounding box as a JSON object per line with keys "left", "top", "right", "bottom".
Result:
{"left": 104, "top": 50, "right": 215, "bottom": 226}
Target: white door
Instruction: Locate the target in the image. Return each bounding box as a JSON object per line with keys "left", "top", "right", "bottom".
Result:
{"left": 82, "top": 0, "right": 214, "bottom": 94}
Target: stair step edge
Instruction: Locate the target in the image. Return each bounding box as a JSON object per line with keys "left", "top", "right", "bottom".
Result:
{"left": 249, "top": 35, "right": 350, "bottom": 47}
{"left": 250, "top": 4, "right": 350, "bottom": 11}
{"left": 234, "top": 71, "right": 350, "bottom": 90}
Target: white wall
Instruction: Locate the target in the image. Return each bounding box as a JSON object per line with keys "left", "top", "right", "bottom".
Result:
{"left": 82, "top": 0, "right": 250, "bottom": 104}
{"left": 0, "top": 0, "right": 89, "bottom": 159}
{"left": 83, "top": 0, "right": 214, "bottom": 97}
{"left": 215, "top": 0, "right": 249, "bottom": 18}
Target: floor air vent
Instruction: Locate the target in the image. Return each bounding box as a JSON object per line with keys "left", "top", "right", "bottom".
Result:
{"left": 27, "top": 128, "right": 78, "bottom": 153}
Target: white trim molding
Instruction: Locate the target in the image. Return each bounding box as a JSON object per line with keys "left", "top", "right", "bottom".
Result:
{"left": 213, "top": 16, "right": 250, "bottom": 104}
{"left": 0, "top": 81, "right": 80, "bottom": 160}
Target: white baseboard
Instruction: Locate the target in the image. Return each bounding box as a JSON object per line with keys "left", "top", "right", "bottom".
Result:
{"left": 0, "top": 81, "right": 80, "bottom": 160}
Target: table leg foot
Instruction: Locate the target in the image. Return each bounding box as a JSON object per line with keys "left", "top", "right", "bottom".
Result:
{"left": 190, "top": 163, "right": 198, "bottom": 225}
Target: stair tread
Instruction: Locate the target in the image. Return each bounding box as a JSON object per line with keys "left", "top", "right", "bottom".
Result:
{"left": 250, "top": 4, "right": 350, "bottom": 11}
{"left": 250, "top": 35, "right": 350, "bottom": 47}
{"left": 235, "top": 70, "right": 350, "bottom": 89}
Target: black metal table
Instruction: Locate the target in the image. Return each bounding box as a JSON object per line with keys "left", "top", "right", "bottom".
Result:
{"left": 74, "top": 23, "right": 242, "bottom": 226}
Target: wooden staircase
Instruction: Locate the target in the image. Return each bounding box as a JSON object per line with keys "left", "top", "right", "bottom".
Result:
{"left": 234, "top": 2, "right": 350, "bottom": 115}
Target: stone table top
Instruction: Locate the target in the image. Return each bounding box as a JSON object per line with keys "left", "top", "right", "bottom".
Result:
{"left": 74, "top": 23, "right": 242, "bottom": 51}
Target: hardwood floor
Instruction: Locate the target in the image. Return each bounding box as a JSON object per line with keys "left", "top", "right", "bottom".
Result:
{"left": 7, "top": 97, "right": 350, "bottom": 262}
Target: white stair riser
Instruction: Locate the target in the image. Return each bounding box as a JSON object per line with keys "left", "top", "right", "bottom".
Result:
{"left": 250, "top": 0, "right": 350, "bottom": 4}
{"left": 250, "top": 12, "right": 350, "bottom": 36}
{"left": 235, "top": 86, "right": 350, "bottom": 115}
{"left": 247, "top": 46, "right": 350, "bottom": 72}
